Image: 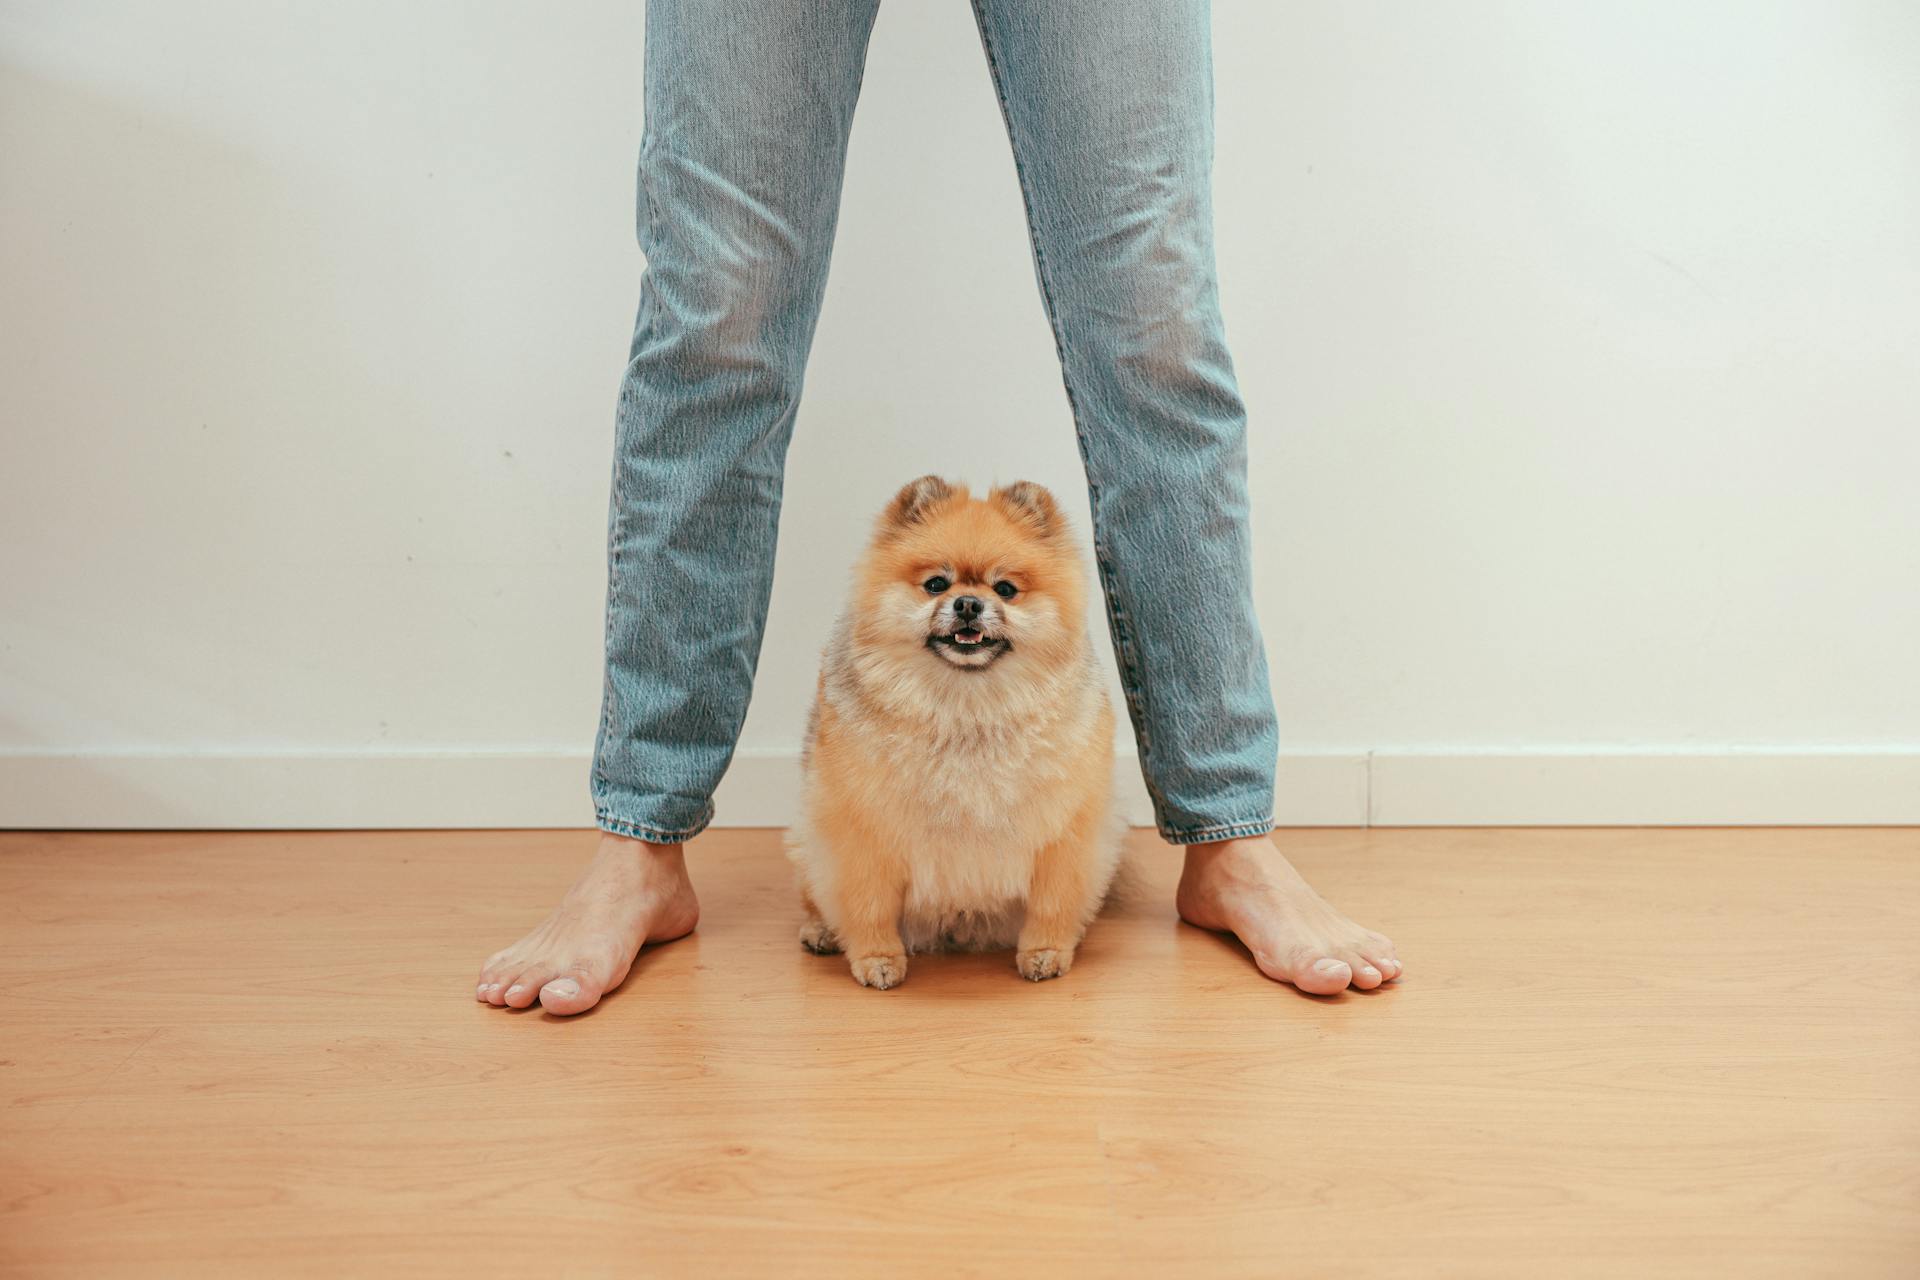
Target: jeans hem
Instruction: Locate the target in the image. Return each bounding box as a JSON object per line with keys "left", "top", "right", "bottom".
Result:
{"left": 1157, "top": 816, "right": 1276, "bottom": 846}
{"left": 593, "top": 807, "right": 712, "bottom": 845}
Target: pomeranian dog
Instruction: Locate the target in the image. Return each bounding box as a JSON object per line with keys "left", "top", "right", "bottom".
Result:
{"left": 786, "top": 475, "right": 1122, "bottom": 989}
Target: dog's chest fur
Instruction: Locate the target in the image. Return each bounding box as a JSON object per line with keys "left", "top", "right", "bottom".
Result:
{"left": 792, "top": 650, "right": 1110, "bottom": 951}
{"left": 873, "top": 714, "right": 1085, "bottom": 916}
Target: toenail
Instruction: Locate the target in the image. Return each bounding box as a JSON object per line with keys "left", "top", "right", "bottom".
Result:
{"left": 506, "top": 985, "right": 525, "bottom": 998}
{"left": 1313, "top": 958, "right": 1346, "bottom": 973}
{"left": 546, "top": 979, "right": 580, "bottom": 998}
{"left": 1360, "top": 966, "right": 1379, "bottom": 977}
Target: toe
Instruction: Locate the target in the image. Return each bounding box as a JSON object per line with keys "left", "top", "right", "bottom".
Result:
{"left": 1362, "top": 932, "right": 1402, "bottom": 973}
{"left": 850, "top": 954, "right": 907, "bottom": 990}
{"left": 1344, "top": 954, "right": 1386, "bottom": 990}
{"left": 799, "top": 920, "right": 841, "bottom": 955}
{"left": 478, "top": 956, "right": 513, "bottom": 1006}
{"left": 1016, "top": 947, "right": 1073, "bottom": 982}
{"left": 502, "top": 970, "right": 552, "bottom": 1009}
{"left": 538, "top": 971, "right": 602, "bottom": 1016}
{"left": 1289, "top": 954, "right": 1353, "bottom": 995}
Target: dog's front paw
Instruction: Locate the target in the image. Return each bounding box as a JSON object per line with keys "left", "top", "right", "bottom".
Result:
{"left": 849, "top": 953, "right": 907, "bottom": 989}
{"left": 1016, "top": 947, "right": 1074, "bottom": 982}
{"left": 799, "top": 919, "right": 842, "bottom": 954}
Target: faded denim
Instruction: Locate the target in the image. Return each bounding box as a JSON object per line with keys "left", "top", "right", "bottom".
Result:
{"left": 592, "top": 0, "right": 1279, "bottom": 846}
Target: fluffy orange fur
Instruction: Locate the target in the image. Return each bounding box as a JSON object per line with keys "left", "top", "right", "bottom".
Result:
{"left": 786, "top": 476, "right": 1122, "bottom": 988}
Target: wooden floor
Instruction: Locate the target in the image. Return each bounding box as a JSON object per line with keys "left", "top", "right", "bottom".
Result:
{"left": 2, "top": 828, "right": 1916, "bottom": 1277}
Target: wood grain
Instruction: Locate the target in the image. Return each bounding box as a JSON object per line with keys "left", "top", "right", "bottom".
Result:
{"left": 2, "top": 827, "right": 1916, "bottom": 1277}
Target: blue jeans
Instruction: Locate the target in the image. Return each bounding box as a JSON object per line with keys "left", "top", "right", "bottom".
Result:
{"left": 591, "top": 0, "right": 1278, "bottom": 846}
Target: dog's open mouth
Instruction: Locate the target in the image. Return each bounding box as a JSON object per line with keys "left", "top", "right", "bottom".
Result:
{"left": 928, "top": 627, "right": 1010, "bottom": 663}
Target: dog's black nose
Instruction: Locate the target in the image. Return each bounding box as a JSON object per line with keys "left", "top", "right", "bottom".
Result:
{"left": 953, "top": 595, "right": 983, "bottom": 621}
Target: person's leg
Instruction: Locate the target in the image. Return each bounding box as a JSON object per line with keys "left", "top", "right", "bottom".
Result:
{"left": 479, "top": 0, "right": 882, "bottom": 1014}
{"left": 969, "top": 0, "right": 1401, "bottom": 993}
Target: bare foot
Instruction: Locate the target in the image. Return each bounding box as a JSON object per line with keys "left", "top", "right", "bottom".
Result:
{"left": 1176, "top": 835, "right": 1403, "bottom": 995}
{"left": 475, "top": 833, "right": 699, "bottom": 1015}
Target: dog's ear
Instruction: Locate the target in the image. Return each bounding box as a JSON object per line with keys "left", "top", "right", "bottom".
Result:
{"left": 886, "top": 474, "right": 960, "bottom": 527}
{"left": 989, "top": 481, "right": 1061, "bottom": 538}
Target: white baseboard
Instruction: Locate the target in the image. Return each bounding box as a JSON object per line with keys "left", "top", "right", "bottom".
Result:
{"left": 0, "top": 747, "right": 1914, "bottom": 830}
{"left": 0, "top": 748, "right": 1363, "bottom": 830}
{"left": 1367, "top": 748, "right": 1920, "bottom": 826}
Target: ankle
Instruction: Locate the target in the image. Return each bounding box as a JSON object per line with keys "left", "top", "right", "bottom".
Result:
{"left": 1183, "top": 833, "right": 1268, "bottom": 875}
{"left": 585, "top": 833, "right": 696, "bottom": 903}
{"left": 597, "top": 831, "right": 686, "bottom": 867}
{"left": 1182, "top": 834, "right": 1313, "bottom": 895}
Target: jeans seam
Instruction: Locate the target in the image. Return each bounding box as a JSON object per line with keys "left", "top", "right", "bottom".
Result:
{"left": 1158, "top": 817, "right": 1277, "bottom": 845}
{"left": 596, "top": 798, "right": 713, "bottom": 842}
{"left": 594, "top": 91, "right": 665, "bottom": 802}
{"left": 968, "top": 0, "right": 1161, "bottom": 808}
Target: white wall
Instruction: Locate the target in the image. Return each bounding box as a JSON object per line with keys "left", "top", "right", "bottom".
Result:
{"left": 4, "top": 1, "right": 1917, "bottom": 828}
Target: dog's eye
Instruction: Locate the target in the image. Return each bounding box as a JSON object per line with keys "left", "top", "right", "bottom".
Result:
{"left": 993, "top": 580, "right": 1018, "bottom": 599}
{"left": 923, "top": 576, "right": 950, "bottom": 595}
